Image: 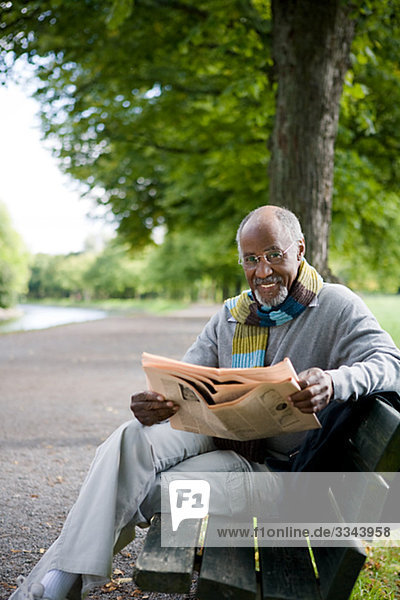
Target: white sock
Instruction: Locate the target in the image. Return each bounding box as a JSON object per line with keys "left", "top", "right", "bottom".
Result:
{"left": 40, "top": 570, "right": 78, "bottom": 600}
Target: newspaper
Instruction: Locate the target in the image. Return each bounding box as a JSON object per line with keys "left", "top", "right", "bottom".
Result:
{"left": 141, "top": 353, "right": 321, "bottom": 440}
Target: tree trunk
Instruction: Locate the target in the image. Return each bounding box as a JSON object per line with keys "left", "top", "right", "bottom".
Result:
{"left": 269, "top": 0, "right": 356, "bottom": 277}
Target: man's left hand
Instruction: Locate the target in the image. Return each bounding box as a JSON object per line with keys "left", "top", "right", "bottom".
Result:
{"left": 289, "top": 368, "right": 333, "bottom": 414}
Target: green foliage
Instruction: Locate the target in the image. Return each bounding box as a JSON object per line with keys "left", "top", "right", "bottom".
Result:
{"left": 26, "top": 231, "right": 244, "bottom": 302}
{"left": 0, "top": 201, "right": 29, "bottom": 308}
{"left": 142, "top": 226, "right": 244, "bottom": 301}
{"left": 330, "top": 149, "right": 400, "bottom": 291}
{"left": 84, "top": 242, "right": 145, "bottom": 298}
{"left": 332, "top": 3, "right": 400, "bottom": 290}
{"left": 28, "top": 244, "right": 146, "bottom": 300}
{"left": 2, "top": 1, "right": 400, "bottom": 290}
{"left": 28, "top": 252, "right": 95, "bottom": 299}
{"left": 0, "top": 0, "right": 272, "bottom": 248}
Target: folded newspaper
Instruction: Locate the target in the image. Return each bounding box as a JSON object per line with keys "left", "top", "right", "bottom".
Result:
{"left": 141, "top": 352, "right": 321, "bottom": 441}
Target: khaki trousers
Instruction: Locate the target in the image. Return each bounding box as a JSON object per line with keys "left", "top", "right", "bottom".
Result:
{"left": 11, "top": 419, "right": 277, "bottom": 599}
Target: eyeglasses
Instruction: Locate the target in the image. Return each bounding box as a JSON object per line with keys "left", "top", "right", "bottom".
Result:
{"left": 238, "top": 240, "right": 297, "bottom": 270}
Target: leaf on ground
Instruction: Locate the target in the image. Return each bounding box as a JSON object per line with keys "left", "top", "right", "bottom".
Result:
{"left": 101, "top": 581, "right": 119, "bottom": 592}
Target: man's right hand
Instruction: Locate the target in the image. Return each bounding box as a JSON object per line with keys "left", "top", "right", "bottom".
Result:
{"left": 130, "top": 391, "right": 179, "bottom": 426}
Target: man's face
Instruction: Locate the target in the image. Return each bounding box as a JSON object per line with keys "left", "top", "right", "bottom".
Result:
{"left": 239, "top": 212, "right": 305, "bottom": 308}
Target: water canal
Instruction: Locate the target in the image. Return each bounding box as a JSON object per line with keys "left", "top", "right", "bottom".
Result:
{"left": 0, "top": 303, "right": 108, "bottom": 333}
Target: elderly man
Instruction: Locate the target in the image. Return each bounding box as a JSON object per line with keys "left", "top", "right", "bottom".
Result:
{"left": 13, "top": 205, "right": 400, "bottom": 600}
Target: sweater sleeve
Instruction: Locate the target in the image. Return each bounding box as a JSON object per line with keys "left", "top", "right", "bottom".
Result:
{"left": 181, "top": 305, "right": 235, "bottom": 368}
{"left": 324, "top": 290, "right": 400, "bottom": 401}
{"left": 181, "top": 308, "right": 222, "bottom": 367}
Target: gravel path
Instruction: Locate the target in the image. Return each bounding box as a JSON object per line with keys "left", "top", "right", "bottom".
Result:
{"left": 0, "top": 306, "right": 219, "bottom": 600}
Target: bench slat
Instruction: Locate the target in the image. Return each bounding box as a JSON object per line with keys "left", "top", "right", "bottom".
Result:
{"left": 133, "top": 514, "right": 200, "bottom": 593}
{"left": 197, "top": 544, "right": 258, "bottom": 600}
{"left": 259, "top": 545, "right": 320, "bottom": 600}
{"left": 312, "top": 541, "right": 366, "bottom": 600}
{"left": 350, "top": 398, "right": 400, "bottom": 472}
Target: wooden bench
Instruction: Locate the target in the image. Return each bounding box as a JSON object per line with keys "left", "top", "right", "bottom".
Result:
{"left": 133, "top": 396, "right": 400, "bottom": 599}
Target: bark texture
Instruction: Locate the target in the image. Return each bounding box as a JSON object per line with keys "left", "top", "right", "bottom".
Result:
{"left": 269, "top": 0, "right": 356, "bottom": 277}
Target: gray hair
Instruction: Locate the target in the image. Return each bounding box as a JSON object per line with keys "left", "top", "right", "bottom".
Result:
{"left": 236, "top": 205, "right": 303, "bottom": 257}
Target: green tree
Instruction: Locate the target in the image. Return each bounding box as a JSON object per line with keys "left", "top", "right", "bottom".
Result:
{"left": 329, "top": 5, "right": 400, "bottom": 291}
{"left": 28, "top": 254, "right": 60, "bottom": 298}
{"left": 28, "top": 246, "right": 144, "bottom": 300}
{"left": 84, "top": 242, "right": 144, "bottom": 298}
{"left": 140, "top": 227, "right": 243, "bottom": 301}
{"left": 28, "top": 253, "right": 95, "bottom": 298}
{"left": 53, "top": 252, "right": 96, "bottom": 298}
{"left": 0, "top": 201, "right": 29, "bottom": 308}
{"left": 2, "top": 0, "right": 400, "bottom": 289}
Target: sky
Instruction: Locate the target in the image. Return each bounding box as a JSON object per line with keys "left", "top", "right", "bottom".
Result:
{"left": 0, "top": 81, "right": 115, "bottom": 255}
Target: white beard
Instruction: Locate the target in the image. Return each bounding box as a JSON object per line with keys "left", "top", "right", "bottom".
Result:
{"left": 255, "top": 286, "right": 289, "bottom": 308}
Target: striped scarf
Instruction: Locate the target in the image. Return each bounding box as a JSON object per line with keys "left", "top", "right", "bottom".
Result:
{"left": 225, "top": 259, "right": 323, "bottom": 368}
{"left": 214, "top": 259, "right": 323, "bottom": 463}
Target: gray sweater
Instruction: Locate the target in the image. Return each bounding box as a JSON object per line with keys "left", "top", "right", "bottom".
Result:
{"left": 182, "top": 283, "right": 400, "bottom": 457}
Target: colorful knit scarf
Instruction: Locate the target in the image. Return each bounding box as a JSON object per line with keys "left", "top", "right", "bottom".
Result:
{"left": 225, "top": 259, "right": 323, "bottom": 368}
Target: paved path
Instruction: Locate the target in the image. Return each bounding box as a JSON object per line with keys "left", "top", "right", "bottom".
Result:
{"left": 0, "top": 307, "right": 219, "bottom": 600}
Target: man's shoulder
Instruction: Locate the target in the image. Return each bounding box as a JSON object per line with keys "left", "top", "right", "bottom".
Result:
{"left": 199, "top": 302, "right": 235, "bottom": 330}
{"left": 214, "top": 302, "right": 237, "bottom": 324}
{"left": 320, "top": 281, "right": 357, "bottom": 299}
{"left": 319, "top": 282, "right": 368, "bottom": 312}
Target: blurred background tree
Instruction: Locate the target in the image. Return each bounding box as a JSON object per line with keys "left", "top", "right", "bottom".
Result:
{"left": 0, "top": 201, "right": 29, "bottom": 308}
{"left": 1, "top": 0, "right": 400, "bottom": 297}
{"left": 28, "top": 252, "right": 95, "bottom": 299}
{"left": 83, "top": 242, "right": 144, "bottom": 299}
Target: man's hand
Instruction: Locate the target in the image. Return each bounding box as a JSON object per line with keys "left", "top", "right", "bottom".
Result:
{"left": 130, "top": 391, "right": 179, "bottom": 426}
{"left": 289, "top": 368, "right": 333, "bottom": 414}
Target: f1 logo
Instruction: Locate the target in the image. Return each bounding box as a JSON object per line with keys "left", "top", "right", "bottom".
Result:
{"left": 169, "top": 480, "right": 210, "bottom": 531}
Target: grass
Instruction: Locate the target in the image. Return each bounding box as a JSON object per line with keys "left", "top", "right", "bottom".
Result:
{"left": 360, "top": 293, "right": 400, "bottom": 347}
{"left": 350, "top": 544, "right": 400, "bottom": 599}
{"left": 22, "top": 296, "right": 191, "bottom": 315}
{"left": 343, "top": 294, "right": 400, "bottom": 598}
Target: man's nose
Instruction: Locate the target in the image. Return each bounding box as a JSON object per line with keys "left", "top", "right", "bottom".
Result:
{"left": 254, "top": 258, "right": 274, "bottom": 277}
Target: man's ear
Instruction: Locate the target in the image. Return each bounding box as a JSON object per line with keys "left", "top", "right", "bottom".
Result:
{"left": 298, "top": 237, "right": 306, "bottom": 261}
